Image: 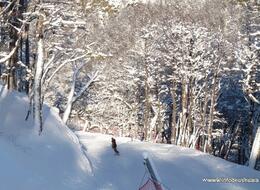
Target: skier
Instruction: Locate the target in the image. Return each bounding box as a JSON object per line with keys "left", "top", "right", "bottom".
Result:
{"left": 111, "top": 137, "right": 120, "bottom": 155}
{"left": 161, "top": 127, "right": 167, "bottom": 143}
{"left": 140, "top": 132, "right": 145, "bottom": 141}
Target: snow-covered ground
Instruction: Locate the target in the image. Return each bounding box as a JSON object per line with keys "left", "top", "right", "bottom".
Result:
{"left": 0, "top": 85, "right": 259, "bottom": 190}
{"left": 76, "top": 132, "right": 260, "bottom": 190}
{"left": 0, "top": 85, "right": 94, "bottom": 190}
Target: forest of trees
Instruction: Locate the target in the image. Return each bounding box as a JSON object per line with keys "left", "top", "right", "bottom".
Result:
{"left": 0, "top": 0, "right": 259, "bottom": 170}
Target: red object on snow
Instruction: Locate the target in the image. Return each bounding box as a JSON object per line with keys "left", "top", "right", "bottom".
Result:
{"left": 139, "top": 179, "right": 163, "bottom": 190}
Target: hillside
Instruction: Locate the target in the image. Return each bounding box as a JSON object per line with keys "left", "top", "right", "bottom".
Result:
{"left": 76, "top": 132, "right": 260, "bottom": 190}
{"left": 0, "top": 85, "right": 94, "bottom": 190}
{"left": 1, "top": 0, "right": 259, "bottom": 170}
{"left": 1, "top": 86, "right": 259, "bottom": 190}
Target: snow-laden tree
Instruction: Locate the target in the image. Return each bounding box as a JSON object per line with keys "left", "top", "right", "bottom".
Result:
{"left": 0, "top": 0, "right": 259, "bottom": 169}
{"left": 145, "top": 22, "right": 228, "bottom": 152}
{"left": 0, "top": 0, "right": 30, "bottom": 91}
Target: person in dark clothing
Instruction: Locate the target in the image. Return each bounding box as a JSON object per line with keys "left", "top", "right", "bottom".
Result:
{"left": 161, "top": 126, "right": 171, "bottom": 144}
{"left": 140, "top": 132, "right": 145, "bottom": 141}
{"left": 111, "top": 137, "right": 119, "bottom": 155}
{"left": 161, "top": 127, "right": 167, "bottom": 143}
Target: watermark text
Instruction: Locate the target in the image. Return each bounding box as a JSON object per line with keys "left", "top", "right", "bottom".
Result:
{"left": 203, "top": 177, "right": 259, "bottom": 183}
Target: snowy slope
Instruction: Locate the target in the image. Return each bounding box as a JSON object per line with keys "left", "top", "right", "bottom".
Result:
{"left": 76, "top": 131, "right": 260, "bottom": 190}
{"left": 0, "top": 84, "right": 259, "bottom": 190}
{"left": 0, "top": 85, "right": 94, "bottom": 190}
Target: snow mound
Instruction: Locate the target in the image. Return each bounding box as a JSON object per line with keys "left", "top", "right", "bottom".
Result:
{"left": 0, "top": 85, "right": 95, "bottom": 190}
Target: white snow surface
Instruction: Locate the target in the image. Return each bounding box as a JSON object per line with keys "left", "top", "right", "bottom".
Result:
{"left": 76, "top": 131, "right": 260, "bottom": 190}
{"left": 0, "top": 85, "right": 94, "bottom": 190}
{"left": 0, "top": 85, "right": 259, "bottom": 190}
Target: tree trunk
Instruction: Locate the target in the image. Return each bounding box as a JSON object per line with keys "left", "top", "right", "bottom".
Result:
{"left": 249, "top": 126, "right": 260, "bottom": 169}
{"left": 207, "top": 70, "right": 219, "bottom": 153}
{"left": 143, "top": 56, "right": 150, "bottom": 141}
{"left": 62, "top": 70, "right": 77, "bottom": 124}
{"left": 171, "top": 79, "right": 177, "bottom": 144}
{"left": 7, "top": 14, "right": 19, "bottom": 90}
{"left": 34, "top": 15, "right": 45, "bottom": 134}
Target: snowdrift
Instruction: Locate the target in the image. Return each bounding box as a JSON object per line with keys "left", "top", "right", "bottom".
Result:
{"left": 0, "top": 85, "right": 94, "bottom": 190}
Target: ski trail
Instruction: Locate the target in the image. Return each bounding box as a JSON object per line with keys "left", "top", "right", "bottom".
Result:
{"left": 80, "top": 143, "right": 94, "bottom": 176}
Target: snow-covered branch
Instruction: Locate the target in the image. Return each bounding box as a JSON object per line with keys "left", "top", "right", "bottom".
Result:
{"left": 45, "top": 54, "right": 86, "bottom": 86}
{"left": 72, "top": 71, "right": 99, "bottom": 103}
{"left": 41, "top": 54, "right": 56, "bottom": 86}
{"left": 0, "top": 36, "right": 22, "bottom": 64}
{"left": 62, "top": 61, "right": 98, "bottom": 124}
